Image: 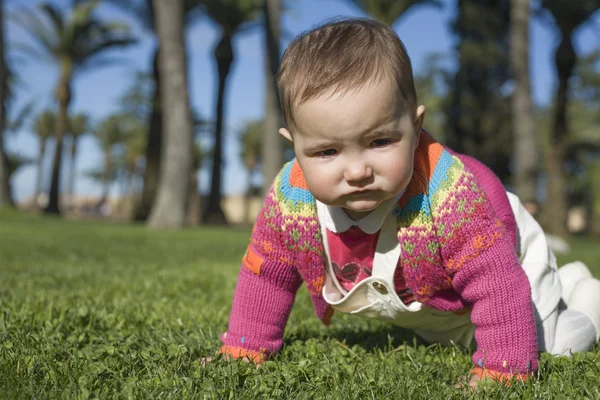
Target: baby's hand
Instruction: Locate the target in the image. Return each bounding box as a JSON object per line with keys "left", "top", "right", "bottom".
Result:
{"left": 200, "top": 352, "right": 263, "bottom": 368}
{"left": 468, "top": 372, "right": 481, "bottom": 388}
{"left": 455, "top": 373, "right": 500, "bottom": 392}
{"left": 459, "top": 368, "right": 528, "bottom": 390}
{"left": 200, "top": 356, "right": 216, "bottom": 367}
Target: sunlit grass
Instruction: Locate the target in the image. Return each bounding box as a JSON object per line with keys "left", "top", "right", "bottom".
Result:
{"left": 1, "top": 210, "right": 599, "bottom": 398}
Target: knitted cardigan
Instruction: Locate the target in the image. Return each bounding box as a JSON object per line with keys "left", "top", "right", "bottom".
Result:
{"left": 221, "top": 133, "right": 538, "bottom": 375}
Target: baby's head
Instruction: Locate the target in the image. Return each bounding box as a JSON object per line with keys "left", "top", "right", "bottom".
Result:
{"left": 277, "top": 18, "right": 425, "bottom": 219}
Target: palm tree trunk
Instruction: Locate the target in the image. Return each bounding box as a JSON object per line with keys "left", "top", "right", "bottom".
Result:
{"left": 102, "top": 152, "right": 111, "bottom": 202}
{"left": 0, "top": 0, "right": 12, "bottom": 209}
{"left": 244, "top": 160, "right": 255, "bottom": 224}
{"left": 148, "top": 0, "right": 194, "bottom": 228}
{"left": 0, "top": 136, "right": 10, "bottom": 208}
{"left": 135, "top": 48, "right": 163, "bottom": 221}
{"left": 510, "top": 0, "right": 537, "bottom": 203}
{"left": 187, "top": 168, "right": 200, "bottom": 226}
{"left": 545, "top": 34, "right": 575, "bottom": 237}
{"left": 45, "top": 70, "right": 71, "bottom": 215}
{"left": 261, "top": 0, "right": 283, "bottom": 197}
{"left": 203, "top": 34, "right": 233, "bottom": 225}
{"left": 35, "top": 141, "right": 46, "bottom": 205}
{"left": 68, "top": 140, "right": 77, "bottom": 209}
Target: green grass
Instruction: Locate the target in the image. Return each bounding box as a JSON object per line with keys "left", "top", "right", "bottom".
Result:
{"left": 1, "top": 210, "right": 600, "bottom": 399}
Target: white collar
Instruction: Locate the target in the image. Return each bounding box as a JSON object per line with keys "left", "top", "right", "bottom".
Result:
{"left": 317, "top": 191, "right": 403, "bottom": 234}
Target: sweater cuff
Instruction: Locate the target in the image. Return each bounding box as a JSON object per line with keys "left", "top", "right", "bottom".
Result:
{"left": 219, "top": 345, "right": 267, "bottom": 364}
{"left": 470, "top": 367, "right": 530, "bottom": 385}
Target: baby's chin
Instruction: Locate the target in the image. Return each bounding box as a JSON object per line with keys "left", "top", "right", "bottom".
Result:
{"left": 341, "top": 200, "right": 383, "bottom": 218}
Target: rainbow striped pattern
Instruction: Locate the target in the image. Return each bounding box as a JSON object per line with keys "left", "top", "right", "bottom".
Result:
{"left": 271, "top": 133, "right": 505, "bottom": 304}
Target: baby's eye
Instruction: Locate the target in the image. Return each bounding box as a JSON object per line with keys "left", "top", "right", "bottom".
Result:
{"left": 371, "top": 138, "right": 392, "bottom": 147}
{"left": 317, "top": 149, "right": 337, "bottom": 157}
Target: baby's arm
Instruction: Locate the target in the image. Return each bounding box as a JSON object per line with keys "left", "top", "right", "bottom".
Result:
{"left": 445, "top": 154, "right": 538, "bottom": 382}
{"left": 219, "top": 184, "right": 303, "bottom": 362}
{"left": 451, "top": 241, "right": 538, "bottom": 381}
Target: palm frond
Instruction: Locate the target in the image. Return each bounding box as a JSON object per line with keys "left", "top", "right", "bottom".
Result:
{"left": 201, "top": 0, "right": 262, "bottom": 34}
{"left": 33, "top": 110, "right": 57, "bottom": 140}
{"left": 70, "top": 0, "right": 99, "bottom": 27}
{"left": 6, "top": 152, "right": 33, "bottom": 177}
{"left": 347, "top": 0, "right": 443, "bottom": 25}
{"left": 183, "top": 0, "right": 204, "bottom": 29}
{"left": 93, "top": 114, "right": 132, "bottom": 151}
{"left": 85, "top": 35, "right": 137, "bottom": 57}
{"left": 68, "top": 113, "right": 90, "bottom": 138}
{"left": 40, "top": 3, "right": 65, "bottom": 34}
{"left": 540, "top": 0, "right": 600, "bottom": 34}
{"left": 105, "top": 0, "right": 155, "bottom": 32}
{"left": 6, "top": 99, "right": 37, "bottom": 133}
{"left": 10, "top": 42, "right": 53, "bottom": 62}
{"left": 9, "top": 6, "right": 59, "bottom": 53}
{"left": 77, "top": 54, "right": 133, "bottom": 74}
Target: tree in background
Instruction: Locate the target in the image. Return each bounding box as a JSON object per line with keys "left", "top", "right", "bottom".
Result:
{"left": 261, "top": 0, "right": 284, "bottom": 197}
{"left": 202, "top": 0, "right": 262, "bottom": 225}
{"left": 510, "top": 0, "right": 537, "bottom": 203}
{"left": 6, "top": 152, "right": 32, "bottom": 183}
{"left": 240, "top": 119, "right": 262, "bottom": 223}
{"left": 539, "top": 0, "right": 600, "bottom": 236}
{"left": 563, "top": 50, "right": 600, "bottom": 234}
{"left": 92, "top": 114, "right": 131, "bottom": 204}
{"left": 345, "top": 0, "right": 442, "bottom": 25}
{"left": 119, "top": 121, "right": 146, "bottom": 204}
{"left": 147, "top": 0, "right": 195, "bottom": 228}
{"left": 413, "top": 53, "right": 449, "bottom": 139}
{"left": 66, "top": 113, "right": 89, "bottom": 208}
{"left": 32, "top": 110, "right": 56, "bottom": 206}
{"left": 188, "top": 141, "right": 208, "bottom": 225}
{"left": 446, "top": 0, "right": 513, "bottom": 182}
{"left": 13, "top": 0, "right": 136, "bottom": 215}
{"left": 109, "top": 0, "right": 202, "bottom": 222}
{"left": 0, "top": 0, "right": 10, "bottom": 208}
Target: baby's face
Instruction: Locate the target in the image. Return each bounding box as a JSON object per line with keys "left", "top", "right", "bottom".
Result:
{"left": 281, "top": 79, "right": 424, "bottom": 220}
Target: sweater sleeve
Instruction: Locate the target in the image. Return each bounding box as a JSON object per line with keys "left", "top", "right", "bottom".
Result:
{"left": 220, "top": 182, "right": 303, "bottom": 361}
{"left": 437, "top": 171, "right": 538, "bottom": 376}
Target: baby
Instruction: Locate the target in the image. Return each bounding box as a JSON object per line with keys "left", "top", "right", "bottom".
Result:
{"left": 216, "top": 18, "right": 600, "bottom": 386}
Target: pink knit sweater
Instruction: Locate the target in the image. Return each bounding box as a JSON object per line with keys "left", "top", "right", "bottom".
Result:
{"left": 221, "top": 133, "right": 537, "bottom": 376}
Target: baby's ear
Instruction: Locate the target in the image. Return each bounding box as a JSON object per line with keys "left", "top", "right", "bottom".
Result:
{"left": 279, "top": 128, "right": 293, "bottom": 143}
{"left": 414, "top": 105, "right": 426, "bottom": 133}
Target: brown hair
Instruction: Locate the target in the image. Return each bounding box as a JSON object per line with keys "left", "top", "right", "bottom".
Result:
{"left": 277, "top": 17, "right": 417, "bottom": 131}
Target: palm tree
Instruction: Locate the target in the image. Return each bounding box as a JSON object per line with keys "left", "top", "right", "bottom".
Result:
{"left": 66, "top": 113, "right": 89, "bottom": 208}
{"left": 188, "top": 140, "right": 207, "bottom": 225}
{"left": 121, "top": 121, "right": 146, "bottom": 202}
{"left": 201, "top": 0, "right": 262, "bottom": 225}
{"left": 108, "top": 0, "right": 202, "bottom": 222}
{"left": 240, "top": 119, "right": 262, "bottom": 223}
{"left": 540, "top": 0, "right": 600, "bottom": 236}
{"left": 13, "top": 0, "right": 136, "bottom": 215}
{"left": 345, "top": 0, "right": 442, "bottom": 25}
{"left": 93, "top": 114, "right": 129, "bottom": 204}
{"left": 147, "top": 0, "right": 195, "bottom": 228}
{"left": 511, "top": 0, "right": 537, "bottom": 204}
{"left": 32, "top": 110, "right": 56, "bottom": 205}
{"left": 261, "top": 0, "right": 284, "bottom": 197}
{"left": 0, "top": 0, "right": 9, "bottom": 208}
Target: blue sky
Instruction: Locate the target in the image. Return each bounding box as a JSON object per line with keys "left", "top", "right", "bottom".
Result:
{"left": 5, "top": 0, "right": 600, "bottom": 202}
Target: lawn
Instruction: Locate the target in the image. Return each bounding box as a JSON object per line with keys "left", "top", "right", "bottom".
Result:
{"left": 1, "top": 210, "right": 600, "bottom": 399}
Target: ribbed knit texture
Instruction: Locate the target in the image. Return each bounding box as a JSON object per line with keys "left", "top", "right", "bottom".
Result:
{"left": 221, "top": 132, "right": 538, "bottom": 375}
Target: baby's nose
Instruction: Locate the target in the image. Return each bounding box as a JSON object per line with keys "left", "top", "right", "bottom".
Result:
{"left": 344, "top": 162, "right": 373, "bottom": 182}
